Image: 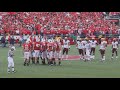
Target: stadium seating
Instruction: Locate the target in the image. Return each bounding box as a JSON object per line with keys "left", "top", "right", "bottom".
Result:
{"left": 0, "top": 12, "right": 119, "bottom": 37}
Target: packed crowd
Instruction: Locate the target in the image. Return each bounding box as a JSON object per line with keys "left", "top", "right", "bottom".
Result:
{"left": 0, "top": 12, "right": 120, "bottom": 37}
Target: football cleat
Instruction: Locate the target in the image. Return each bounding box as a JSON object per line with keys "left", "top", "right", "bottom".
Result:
{"left": 7, "top": 71, "right": 10, "bottom": 73}
{"left": 12, "top": 71, "right": 16, "bottom": 73}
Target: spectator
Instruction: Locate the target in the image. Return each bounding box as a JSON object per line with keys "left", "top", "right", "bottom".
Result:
{"left": 16, "top": 29, "right": 20, "bottom": 35}
{"left": 0, "top": 12, "right": 119, "bottom": 39}
{"left": 10, "top": 36, "right": 15, "bottom": 46}
{"left": 1, "top": 35, "right": 6, "bottom": 47}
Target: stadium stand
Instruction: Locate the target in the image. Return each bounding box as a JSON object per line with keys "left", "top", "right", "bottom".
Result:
{"left": 0, "top": 12, "right": 120, "bottom": 44}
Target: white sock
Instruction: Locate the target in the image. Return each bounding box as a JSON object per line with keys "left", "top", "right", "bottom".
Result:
{"left": 12, "top": 67, "right": 14, "bottom": 72}
{"left": 103, "top": 56, "right": 105, "bottom": 60}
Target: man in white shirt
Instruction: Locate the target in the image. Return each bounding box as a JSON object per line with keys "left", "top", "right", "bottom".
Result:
{"left": 111, "top": 38, "right": 119, "bottom": 59}
{"left": 62, "top": 37, "right": 70, "bottom": 60}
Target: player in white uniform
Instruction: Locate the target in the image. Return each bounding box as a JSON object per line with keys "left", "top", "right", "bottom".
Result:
{"left": 99, "top": 38, "right": 107, "bottom": 61}
{"left": 85, "top": 40, "right": 91, "bottom": 61}
{"left": 62, "top": 37, "right": 70, "bottom": 60}
{"left": 7, "top": 47, "right": 16, "bottom": 73}
{"left": 111, "top": 38, "right": 119, "bottom": 59}
{"left": 90, "top": 38, "right": 97, "bottom": 59}
{"left": 81, "top": 38, "right": 87, "bottom": 60}
{"left": 76, "top": 38, "right": 84, "bottom": 60}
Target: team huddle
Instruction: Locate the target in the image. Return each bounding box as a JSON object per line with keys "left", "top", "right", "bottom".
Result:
{"left": 22, "top": 36, "right": 71, "bottom": 66}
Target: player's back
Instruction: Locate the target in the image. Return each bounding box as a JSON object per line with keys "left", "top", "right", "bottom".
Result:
{"left": 47, "top": 42, "right": 53, "bottom": 51}
{"left": 34, "top": 42, "right": 40, "bottom": 50}
{"left": 85, "top": 43, "right": 91, "bottom": 50}
{"left": 100, "top": 41, "right": 107, "bottom": 49}
{"left": 90, "top": 41, "right": 97, "bottom": 47}
{"left": 63, "top": 39, "right": 70, "bottom": 48}
{"left": 23, "top": 43, "right": 30, "bottom": 52}
{"left": 81, "top": 40, "right": 86, "bottom": 48}
{"left": 77, "top": 41, "right": 83, "bottom": 49}
{"left": 112, "top": 41, "right": 118, "bottom": 48}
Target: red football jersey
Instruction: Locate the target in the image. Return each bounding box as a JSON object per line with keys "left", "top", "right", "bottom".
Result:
{"left": 56, "top": 42, "right": 61, "bottom": 51}
{"left": 41, "top": 42, "right": 47, "bottom": 51}
{"left": 53, "top": 42, "right": 57, "bottom": 51}
{"left": 33, "top": 42, "right": 40, "bottom": 50}
{"left": 47, "top": 42, "right": 53, "bottom": 52}
{"left": 29, "top": 42, "right": 33, "bottom": 50}
{"left": 23, "top": 43, "right": 31, "bottom": 52}
{"left": 39, "top": 42, "right": 43, "bottom": 51}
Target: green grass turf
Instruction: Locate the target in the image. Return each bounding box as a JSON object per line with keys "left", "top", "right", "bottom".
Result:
{"left": 0, "top": 45, "right": 120, "bottom": 78}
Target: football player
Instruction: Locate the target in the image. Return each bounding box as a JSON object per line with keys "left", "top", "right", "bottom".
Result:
{"left": 99, "top": 38, "right": 107, "bottom": 62}
{"left": 76, "top": 38, "right": 84, "bottom": 60}
{"left": 7, "top": 47, "right": 16, "bottom": 73}
{"left": 62, "top": 37, "right": 70, "bottom": 60}
{"left": 90, "top": 38, "right": 98, "bottom": 59}
{"left": 111, "top": 38, "right": 119, "bottom": 59}
{"left": 22, "top": 41, "right": 31, "bottom": 66}
{"left": 85, "top": 40, "right": 91, "bottom": 61}
{"left": 33, "top": 40, "right": 41, "bottom": 64}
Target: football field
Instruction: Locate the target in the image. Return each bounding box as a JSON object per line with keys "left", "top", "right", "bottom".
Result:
{"left": 0, "top": 45, "right": 120, "bottom": 78}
